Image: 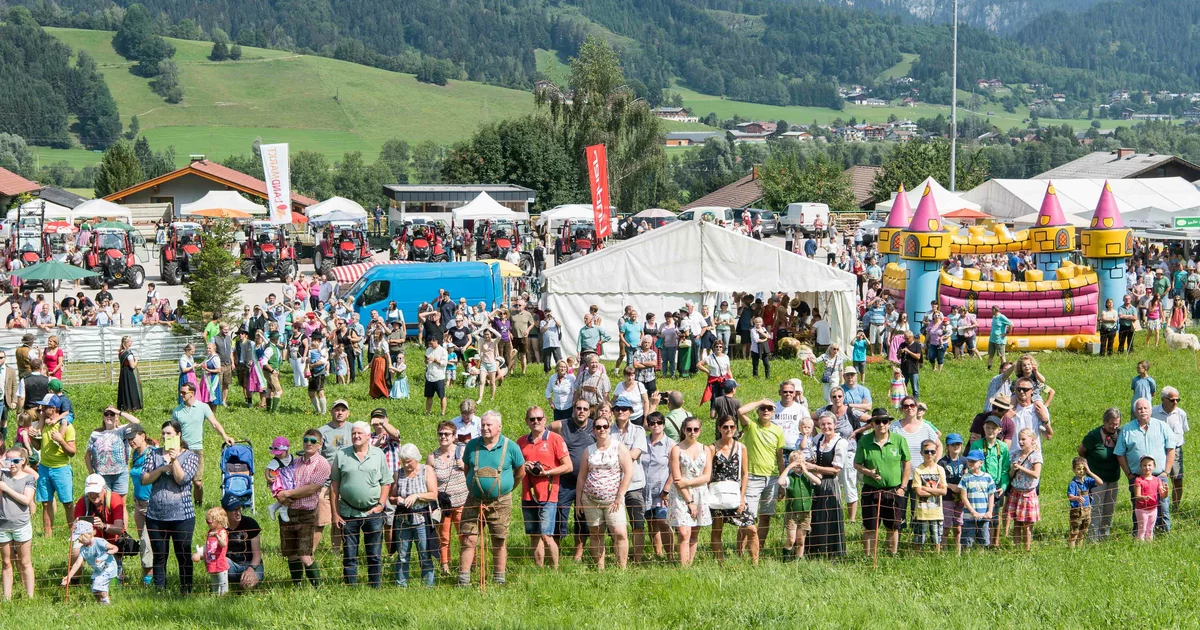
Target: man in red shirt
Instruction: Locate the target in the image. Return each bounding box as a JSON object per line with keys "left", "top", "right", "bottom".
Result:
{"left": 71, "top": 474, "right": 127, "bottom": 568}
{"left": 517, "top": 405, "right": 572, "bottom": 569}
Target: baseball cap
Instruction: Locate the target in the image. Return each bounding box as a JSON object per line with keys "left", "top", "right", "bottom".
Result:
{"left": 758, "top": 401, "right": 776, "bottom": 411}
{"left": 48, "top": 379, "right": 64, "bottom": 393}
{"left": 331, "top": 399, "right": 349, "bottom": 410}
{"left": 723, "top": 379, "right": 738, "bottom": 390}
{"left": 270, "top": 436, "right": 291, "bottom": 453}
{"left": 842, "top": 366, "right": 857, "bottom": 374}
{"left": 36, "top": 394, "right": 58, "bottom": 408}
{"left": 221, "top": 494, "right": 245, "bottom": 511}
{"left": 945, "top": 433, "right": 964, "bottom": 446}
{"left": 84, "top": 473, "right": 106, "bottom": 494}
{"left": 983, "top": 414, "right": 1002, "bottom": 426}
{"left": 967, "top": 449, "right": 986, "bottom": 461}
{"left": 612, "top": 395, "right": 636, "bottom": 411}
{"left": 370, "top": 408, "right": 388, "bottom": 419}
{"left": 70, "top": 519, "right": 94, "bottom": 541}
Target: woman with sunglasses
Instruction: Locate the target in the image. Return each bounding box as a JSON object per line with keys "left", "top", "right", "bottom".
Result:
{"left": 0, "top": 446, "right": 36, "bottom": 599}
{"left": 577, "top": 415, "right": 634, "bottom": 569}
{"left": 807, "top": 411, "right": 847, "bottom": 558}
{"left": 276, "top": 429, "right": 328, "bottom": 587}
{"left": 706, "top": 414, "right": 745, "bottom": 563}
{"left": 428, "top": 422, "right": 467, "bottom": 575}
{"left": 698, "top": 340, "right": 731, "bottom": 405}
{"left": 667, "top": 417, "right": 711, "bottom": 566}
{"left": 641, "top": 412, "right": 675, "bottom": 560}
{"left": 85, "top": 406, "right": 142, "bottom": 496}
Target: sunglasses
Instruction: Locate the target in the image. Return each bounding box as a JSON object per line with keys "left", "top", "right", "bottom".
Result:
{"left": 1015, "top": 387, "right": 1034, "bottom": 393}
{"left": 873, "top": 419, "right": 889, "bottom": 425}
{"left": 1169, "top": 398, "right": 1181, "bottom": 402}
{"left": 178, "top": 390, "right": 189, "bottom": 395}
{"left": 437, "top": 432, "right": 453, "bottom": 437}
{"left": 780, "top": 390, "right": 796, "bottom": 395}
{"left": 648, "top": 420, "right": 665, "bottom": 426}
{"left": 575, "top": 406, "right": 590, "bottom": 411}
{"left": 526, "top": 416, "right": 545, "bottom": 422}
{"left": 103, "top": 410, "right": 118, "bottom": 416}
{"left": 720, "top": 425, "right": 736, "bottom": 431}
{"left": 684, "top": 427, "right": 702, "bottom": 434}
{"left": 302, "top": 437, "right": 320, "bottom": 445}
{"left": 901, "top": 403, "right": 916, "bottom": 408}
{"left": 593, "top": 424, "right": 611, "bottom": 431}
{"left": 831, "top": 394, "right": 844, "bottom": 399}
{"left": 922, "top": 450, "right": 937, "bottom": 455}
{"left": 3, "top": 458, "right": 23, "bottom": 465}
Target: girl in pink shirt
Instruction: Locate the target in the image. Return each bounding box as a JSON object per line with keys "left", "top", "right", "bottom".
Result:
{"left": 1132, "top": 455, "right": 1166, "bottom": 541}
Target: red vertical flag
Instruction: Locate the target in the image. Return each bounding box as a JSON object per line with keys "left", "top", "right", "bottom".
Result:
{"left": 586, "top": 144, "right": 612, "bottom": 239}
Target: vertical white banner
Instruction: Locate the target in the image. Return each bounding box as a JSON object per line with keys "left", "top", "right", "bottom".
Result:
{"left": 261, "top": 143, "right": 292, "bottom": 224}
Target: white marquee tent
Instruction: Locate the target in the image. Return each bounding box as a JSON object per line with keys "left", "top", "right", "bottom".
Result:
{"left": 536, "top": 204, "right": 596, "bottom": 229}
{"left": 451, "top": 192, "right": 530, "bottom": 226}
{"left": 962, "top": 178, "right": 1200, "bottom": 220}
{"left": 72, "top": 198, "right": 132, "bottom": 224}
{"left": 542, "top": 220, "right": 857, "bottom": 359}
{"left": 179, "top": 190, "right": 267, "bottom": 216}
{"left": 305, "top": 196, "right": 367, "bottom": 219}
{"left": 876, "top": 176, "right": 981, "bottom": 213}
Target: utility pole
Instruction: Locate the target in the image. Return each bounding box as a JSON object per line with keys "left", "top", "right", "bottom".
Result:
{"left": 949, "top": 0, "right": 958, "bottom": 191}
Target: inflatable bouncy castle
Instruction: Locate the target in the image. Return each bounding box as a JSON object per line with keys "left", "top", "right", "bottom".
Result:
{"left": 880, "top": 180, "right": 1130, "bottom": 351}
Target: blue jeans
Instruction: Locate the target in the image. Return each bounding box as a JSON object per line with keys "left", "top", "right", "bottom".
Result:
{"left": 553, "top": 486, "right": 589, "bottom": 538}
{"left": 392, "top": 517, "right": 435, "bottom": 586}
{"left": 1128, "top": 474, "right": 1171, "bottom": 534}
{"left": 341, "top": 513, "right": 383, "bottom": 587}
{"left": 661, "top": 347, "right": 677, "bottom": 378}
{"left": 227, "top": 560, "right": 264, "bottom": 587}
{"left": 962, "top": 518, "right": 990, "bottom": 547}
{"left": 905, "top": 372, "right": 920, "bottom": 400}
{"left": 624, "top": 346, "right": 636, "bottom": 367}
{"left": 716, "top": 329, "right": 731, "bottom": 349}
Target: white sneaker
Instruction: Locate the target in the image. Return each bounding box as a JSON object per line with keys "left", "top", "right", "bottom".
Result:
{"left": 278, "top": 506, "right": 290, "bottom": 523}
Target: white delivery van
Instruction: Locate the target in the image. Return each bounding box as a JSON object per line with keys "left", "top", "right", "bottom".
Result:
{"left": 677, "top": 206, "right": 734, "bottom": 224}
{"left": 781, "top": 202, "right": 829, "bottom": 235}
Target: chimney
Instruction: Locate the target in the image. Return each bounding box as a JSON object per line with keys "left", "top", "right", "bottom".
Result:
{"left": 1116, "top": 148, "right": 1136, "bottom": 160}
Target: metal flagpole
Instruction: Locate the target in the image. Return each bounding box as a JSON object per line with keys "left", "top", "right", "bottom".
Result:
{"left": 949, "top": 0, "right": 958, "bottom": 192}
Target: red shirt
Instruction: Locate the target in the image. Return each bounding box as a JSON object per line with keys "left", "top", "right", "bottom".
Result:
{"left": 1133, "top": 475, "right": 1162, "bottom": 511}
{"left": 517, "top": 430, "right": 568, "bottom": 503}
{"left": 73, "top": 491, "right": 126, "bottom": 543}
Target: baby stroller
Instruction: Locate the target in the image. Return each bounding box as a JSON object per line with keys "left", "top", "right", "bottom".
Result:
{"left": 221, "top": 441, "right": 256, "bottom": 513}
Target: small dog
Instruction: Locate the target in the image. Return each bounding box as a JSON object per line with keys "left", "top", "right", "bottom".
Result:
{"left": 1166, "top": 329, "right": 1200, "bottom": 351}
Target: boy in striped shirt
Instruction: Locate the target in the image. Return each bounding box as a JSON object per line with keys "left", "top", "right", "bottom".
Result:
{"left": 959, "top": 449, "right": 996, "bottom": 550}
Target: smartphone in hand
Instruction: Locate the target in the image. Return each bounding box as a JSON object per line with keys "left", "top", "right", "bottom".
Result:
{"left": 164, "top": 435, "right": 181, "bottom": 452}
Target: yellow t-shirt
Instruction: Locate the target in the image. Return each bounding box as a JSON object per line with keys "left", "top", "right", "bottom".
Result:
{"left": 40, "top": 422, "right": 76, "bottom": 468}
{"left": 913, "top": 462, "right": 946, "bottom": 521}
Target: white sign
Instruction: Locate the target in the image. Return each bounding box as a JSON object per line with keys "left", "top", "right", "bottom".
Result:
{"left": 260, "top": 143, "right": 292, "bottom": 224}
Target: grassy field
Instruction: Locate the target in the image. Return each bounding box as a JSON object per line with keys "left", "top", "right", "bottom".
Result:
{"left": 533, "top": 49, "right": 571, "bottom": 87}
{"left": 7, "top": 333, "right": 1200, "bottom": 626}
{"left": 45, "top": 28, "right": 535, "bottom": 166}
{"left": 879, "top": 53, "right": 919, "bottom": 81}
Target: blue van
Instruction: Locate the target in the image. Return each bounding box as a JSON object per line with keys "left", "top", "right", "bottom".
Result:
{"left": 342, "top": 262, "right": 504, "bottom": 334}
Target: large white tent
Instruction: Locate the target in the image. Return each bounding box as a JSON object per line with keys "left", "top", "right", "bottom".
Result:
{"left": 305, "top": 196, "right": 367, "bottom": 219}
{"left": 537, "top": 204, "right": 596, "bottom": 229}
{"left": 451, "top": 192, "right": 530, "bottom": 226}
{"left": 179, "top": 190, "right": 267, "bottom": 216}
{"left": 963, "top": 178, "right": 1200, "bottom": 220}
{"left": 876, "top": 176, "right": 981, "bottom": 213}
{"left": 543, "top": 220, "right": 857, "bottom": 359}
{"left": 72, "top": 199, "right": 132, "bottom": 224}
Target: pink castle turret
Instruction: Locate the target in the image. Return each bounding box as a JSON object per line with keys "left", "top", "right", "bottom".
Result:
{"left": 1031, "top": 181, "right": 1075, "bottom": 272}
{"left": 1089, "top": 180, "right": 1124, "bottom": 229}
{"left": 900, "top": 183, "right": 949, "bottom": 327}
{"left": 885, "top": 183, "right": 912, "bottom": 228}
{"left": 1034, "top": 181, "right": 1069, "bottom": 227}
{"left": 877, "top": 183, "right": 911, "bottom": 264}
{"left": 1082, "top": 180, "right": 1132, "bottom": 311}
{"left": 907, "top": 184, "right": 943, "bottom": 233}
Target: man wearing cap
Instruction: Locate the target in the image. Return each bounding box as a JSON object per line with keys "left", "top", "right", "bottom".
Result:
{"left": 330, "top": 421, "right": 391, "bottom": 587}
{"left": 854, "top": 408, "right": 911, "bottom": 557}
{"left": 71, "top": 474, "right": 126, "bottom": 568}
{"left": 611, "top": 396, "right": 648, "bottom": 562}
{"left": 969, "top": 394, "right": 1016, "bottom": 448}
{"left": 36, "top": 394, "right": 76, "bottom": 537}
{"left": 1152, "top": 387, "right": 1189, "bottom": 510}
{"left": 172, "top": 382, "right": 233, "bottom": 508}
{"left": 967, "top": 414, "right": 1010, "bottom": 546}
{"left": 213, "top": 323, "right": 235, "bottom": 406}
{"left": 14, "top": 333, "right": 34, "bottom": 378}
{"left": 737, "top": 398, "right": 786, "bottom": 560}
{"left": 317, "top": 400, "right": 353, "bottom": 555}
{"left": 222, "top": 493, "right": 264, "bottom": 590}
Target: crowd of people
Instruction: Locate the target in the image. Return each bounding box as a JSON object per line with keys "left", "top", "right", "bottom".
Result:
{"left": 0, "top": 219, "right": 1197, "bottom": 602}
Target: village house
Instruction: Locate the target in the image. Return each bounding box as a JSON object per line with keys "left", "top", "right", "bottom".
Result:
{"left": 652, "top": 106, "right": 699, "bottom": 123}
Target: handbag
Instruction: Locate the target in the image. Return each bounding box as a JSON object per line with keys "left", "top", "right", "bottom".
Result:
{"left": 707, "top": 480, "right": 740, "bottom": 510}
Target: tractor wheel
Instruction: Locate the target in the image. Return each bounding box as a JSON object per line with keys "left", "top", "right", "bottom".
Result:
{"left": 162, "top": 259, "right": 181, "bottom": 285}
{"left": 241, "top": 260, "right": 260, "bottom": 283}
{"left": 520, "top": 252, "right": 535, "bottom": 276}
{"left": 313, "top": 250, "right": 324, "bottom": 275}
{"left": 85, "top": 272, "right": 102, "bottom": 290}
{"left": 319, "top": 257, "right": 334, "bottom": 277}
{"left": 128, "top": 266, "right": 145, "bottom": 289}
{"left": 277, "top": 261, "right": 295, "bottom": 283}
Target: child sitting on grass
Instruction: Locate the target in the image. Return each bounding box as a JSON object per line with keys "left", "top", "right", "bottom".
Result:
{"left": 1067, "top": 456, "right": 1102, "bottom": 549}
{"left": 778, "top": 417, "right": 820, "bottom": 561}
{"left": 63, "top": 520, "right": 119, "bottom": 605}
{"left": 1006, "top": 428, "right": 1042, "bottom": 551}
{"left": 960, "top": 449, "right": 995, "bottom": 550}
{"left": 193, "top": 507, "right": 230, "bottom": 595}
{"left": 912, "top": 439, "right": 947, "bottom": 553}
{"left": 1132, "top": 455, "right": 1167, "bottom": 542}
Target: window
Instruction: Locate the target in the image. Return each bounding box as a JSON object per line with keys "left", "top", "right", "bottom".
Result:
{"left": 358, "top": 280, "right": 390, "bottom": 307}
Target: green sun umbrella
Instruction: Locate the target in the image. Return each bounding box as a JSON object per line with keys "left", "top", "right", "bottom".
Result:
{"left": 11, "top": 261, "right": 100, "bottom": 307}
{"left": 92, "top": 221, "right": 135, "bottom": 231}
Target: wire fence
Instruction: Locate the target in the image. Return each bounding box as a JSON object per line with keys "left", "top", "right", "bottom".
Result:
{"left": 13, "top": 473, "right": 1190, "bottom": 597}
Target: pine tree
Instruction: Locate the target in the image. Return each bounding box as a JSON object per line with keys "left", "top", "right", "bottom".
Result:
{"left": 210, "top": 40, "right": 229, "bottom": 61}
{"left": 93, "top": 140, "right": 145, "bottom": 197}
{"left": 229, "top": 44, "right": 242, "bottom": 60}
{"left": 180, "top": 219, "right": 244, "bottom": 331}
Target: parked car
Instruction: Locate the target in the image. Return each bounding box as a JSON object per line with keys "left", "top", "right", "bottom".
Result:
{"left": 678, "top": 206, "right": 734, "bottom": 224}
{"left": 780, "top": 202, "right": 830, "bottom": 236}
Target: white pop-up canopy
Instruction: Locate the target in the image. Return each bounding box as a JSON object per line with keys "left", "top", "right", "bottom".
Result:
{"left": 537, "top": 204, "right": 596, "bottom": 229}
{"left": 305, "top": 196, "right": 368, "bottom": 219}
{"left": 180, "top": 190, "right": 267, "bottom": 216}
{"left": 72, "top": 199, "right": 133, "bottom": 224}
{"left": 451, "top": 192, "right": 530, "bottom": 226}
{"left": 543, "top": 220, "right": 857, "bottom": 359}
{"left": 877, "top": 176, "right": 982, "bottom": 214}
{"left": 963, "top": 178, "right": 1200, "bottom": 220}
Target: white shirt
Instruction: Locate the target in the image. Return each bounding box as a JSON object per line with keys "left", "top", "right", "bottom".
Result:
{"left": 684, "top": 312, "right": 706, "bottom": 336}
{"left": 424, "top": 345, "right": 447, "bottom": 382}
{"left": 773, "top": 400, "right": 810, "bottom": 450}
{"left": 612, "top": 421, "right": 648, "bottom": 491}
{"left": 1010, "top": 402, "right": 1050, "bottom": 456}
{"left": 613, "top": 380, "right": 648, "bottom": 418}
{"left": 1153, "top": 404, "right": 1190, "bottom": 446}
{"left": 544, "top": 373, "right": 576, "bottom": 411}
{"left": 704, "top": 353, "right": 730, "bottom": 377}
{"left": 813, "top": 320, "right": 831, "bottom": 345}
{"left": 452, "top": 415, "right": 480, "bottom": 441}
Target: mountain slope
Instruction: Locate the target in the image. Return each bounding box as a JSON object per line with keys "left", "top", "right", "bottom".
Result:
{"left": 801, "top": 0, "right": 1109, "bottom": 33}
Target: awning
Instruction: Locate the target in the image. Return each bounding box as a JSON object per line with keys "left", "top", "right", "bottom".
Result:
{"left": 330, "top": 260, "right": 417, "bottom": 284}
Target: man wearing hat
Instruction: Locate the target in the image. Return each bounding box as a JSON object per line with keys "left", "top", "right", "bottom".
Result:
{"left": 318, "top": 400, "right": 354, "bottom": 553}
{"left": 247, "top": 305, "right": 269, "bottom": 340}
{"left": 36, "top": 393, "right": 76, "bottom": 537}
{"left": 611, "top": 395, "right": 648, "bottom": 563}
{"left": 234, "top": 327, "right": 256, "bottom": 407}
{"left": 969, "top": 394, "right": 1016, "bottom": 448}
{"left": 222, "top": 493, "right": 264, "bottom": 590}
{"left": 15, "top": 333, "right": 35, "bottom": 379}
{"left": 213, "top": 322, "right": 235, "bottom": 406}
{"left": 260, "top": 332, "right": 284, "bottom": 413}
{"left": 737, "top": 397, "right": 787, "bottom": 559}
{"left": 854, "top": 408, "right": 911, "bottom": 557}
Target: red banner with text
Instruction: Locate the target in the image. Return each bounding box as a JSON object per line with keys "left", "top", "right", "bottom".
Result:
{"left": 586, "top": 144, "right": 612, "bottom": 240}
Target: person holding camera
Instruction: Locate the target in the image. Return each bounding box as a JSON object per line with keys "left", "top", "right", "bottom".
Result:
{"left": 517, "top": 406, "right": 572, "bottom": 569}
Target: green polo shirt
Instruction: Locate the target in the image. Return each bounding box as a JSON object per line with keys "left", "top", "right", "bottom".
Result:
{"left": 968, "top": 439, "right": 1011, "bottom": 492}
{"left": 463, "top": 436, "right": 525, "bottom": 501}
{"left": 331, "top": 445, "right": 390, "bottom": 518}
{"left": 742, "top": 420, "right": 786, "bottom": 477}
{"left": 171, "top": 401, "right": 214, "bottom": 452}
{"left": 855, "top": 431, "right": 910, "bottom": 489}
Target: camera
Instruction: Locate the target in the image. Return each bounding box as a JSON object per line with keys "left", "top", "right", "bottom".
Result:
{"left": 528, "top": 461, "right": 545, "bottom": 476}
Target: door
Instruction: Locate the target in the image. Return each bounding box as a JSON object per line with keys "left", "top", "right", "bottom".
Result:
{"left": 354, "top": 279, "right": 391, "bottom": 322}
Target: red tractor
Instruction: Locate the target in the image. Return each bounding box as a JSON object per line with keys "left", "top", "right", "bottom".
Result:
{"left": 554, "top": 220, "right": 597, "bottom": 265}
{"left": 159, "top": 221, "right": 203, "bottom": 285}
{"left": 84, "top": 226, "right": 145, "bottom": 289}
{"left": 474, "top": 219, "right": 534, "bottom": 274}
{"left": 408, "top": 224, "right": 449, "bottom": 263}
{"left": 240, "top": 221, "right": 297, "bottom": 282}
{"left": 313, "top": 222, "right": 370, "bottom": 276}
